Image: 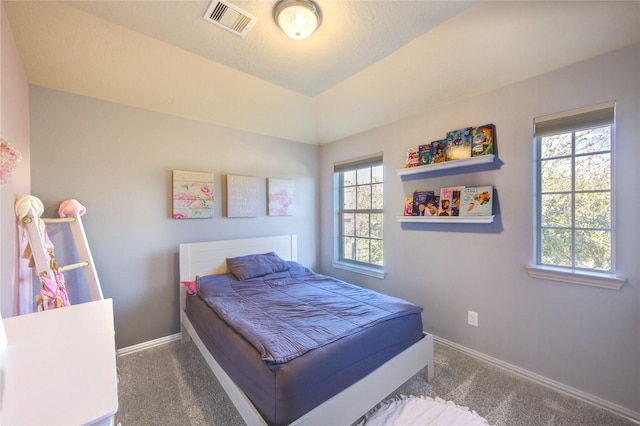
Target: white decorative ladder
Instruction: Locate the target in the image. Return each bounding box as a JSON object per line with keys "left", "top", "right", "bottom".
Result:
{"left": 18, "top": 200, "right": 103, "bottom": 308}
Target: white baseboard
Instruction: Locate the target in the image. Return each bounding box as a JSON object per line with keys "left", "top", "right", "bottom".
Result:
{"left": 116, "top": 332, "right": 181, "bottom": 357}
{"left": 434, "top": 336, "right": 640, "bottom": 424}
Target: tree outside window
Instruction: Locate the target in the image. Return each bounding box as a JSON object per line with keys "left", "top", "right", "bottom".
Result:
{"left": 337, "top": 160, "right": 383, "bottom": 269}
{"left": 535, "top": 102, "right": 614, "bottom": 273}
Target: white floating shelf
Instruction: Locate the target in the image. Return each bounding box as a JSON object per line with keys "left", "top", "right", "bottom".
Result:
{"left": 396, "top": 155, "right": 495, "bottom": 177}
{"left": 396, "top": 215, "right": 495, "bottom": 224}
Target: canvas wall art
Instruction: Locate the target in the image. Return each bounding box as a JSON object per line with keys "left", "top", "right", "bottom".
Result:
{"left": 172, "top": 170, "right": 214, "bottom": 219}
{"left": 227, "top": 175, "right": 259, "bottom": 217}
{"left": 268, "top": 178, "right": 295, "bottom": 216}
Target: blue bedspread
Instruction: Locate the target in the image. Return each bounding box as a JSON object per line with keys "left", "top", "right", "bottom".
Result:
{"left": 196, "top": 262, "right": 423, "bottom": 364}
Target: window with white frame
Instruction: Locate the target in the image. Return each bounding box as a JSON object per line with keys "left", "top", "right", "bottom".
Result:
{"left": 334, "top": 155, "right": 383, "bottom": 270}
{"left": 533, "top": 101, "right": 615, "bottom": 273}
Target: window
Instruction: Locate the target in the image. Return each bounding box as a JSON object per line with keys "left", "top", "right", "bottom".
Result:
{"left": 334, "top": 155, "right": 383, "bottom": 273}
{"left": 534, "top": 101, "right": 615, "bottom": 274}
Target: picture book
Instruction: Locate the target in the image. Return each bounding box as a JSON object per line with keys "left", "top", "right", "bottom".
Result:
{"left": 430, "top": 139, "right": 448, "bottom": 164}
{"left": 418, "top": 144, "right": 431, "bottom": 166}
{"left": 439, "top": 186, "right": 465, "bottom": 216}
{"left": 459, "top": 186, "right": 493, "bottom": 216}
{"left": 424, "top": 195, "right": 440, "bottom": 216}
{"left": 404, "top": 197, "right": 413, "bottom": 216}
{"left": 471, "top": 124, "right": 495, "bottom": 157}
{"left": 446, "top": 127, "right": 473, "bottom": 161}
{"left": 405, "top": 146, "right": 419, "bottom": 168}
{"left": 412, "top": 190, "right": 435, "bottom": 216}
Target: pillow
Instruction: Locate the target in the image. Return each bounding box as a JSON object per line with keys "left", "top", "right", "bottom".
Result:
{"left": 286, "top": 260, "right": 313, "bottom": 276}
{"left": 226, "top": 252, "right": 290, "bottom": 280}
{"left": 181, "top": 280, "right": 197, "bottom": 295}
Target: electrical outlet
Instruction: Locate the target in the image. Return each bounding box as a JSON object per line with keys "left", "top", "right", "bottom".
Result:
{"left": 468, "top": 310, "right": 479, "bottom": 327}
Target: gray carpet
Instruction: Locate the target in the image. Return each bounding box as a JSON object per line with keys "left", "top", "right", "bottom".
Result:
{"left": 115, "top": 340, "right": 634, "bottom": 425}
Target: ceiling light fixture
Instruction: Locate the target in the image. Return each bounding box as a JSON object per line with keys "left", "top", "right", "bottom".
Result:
{"left": 273, "top": 0, "right": 322, "bottom": 40}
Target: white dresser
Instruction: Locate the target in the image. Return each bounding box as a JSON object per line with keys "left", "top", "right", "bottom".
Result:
{"left": 1, "top": 299, "right": 118, "bottom": 425}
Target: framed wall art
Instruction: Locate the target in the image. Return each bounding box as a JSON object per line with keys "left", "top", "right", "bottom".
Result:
{"left": 172, "top": 170, "right": 214, "bottom": 219}
{"left": 227, "top": 175, "right": 259, "bottom": 217}
{"left": 268, "top": 178, "right": 295, "bottom": 216}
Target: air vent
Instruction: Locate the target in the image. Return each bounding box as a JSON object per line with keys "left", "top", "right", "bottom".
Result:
{"left": 203, "top": 0, "right": 257, "bottom": 37}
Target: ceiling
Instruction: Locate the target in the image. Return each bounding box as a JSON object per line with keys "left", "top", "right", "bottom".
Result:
{"left": 61, "top": 0, "right": 477, "bottom": 97}
{"left": 4, "top": 1, "right": 640, "bottom": 145}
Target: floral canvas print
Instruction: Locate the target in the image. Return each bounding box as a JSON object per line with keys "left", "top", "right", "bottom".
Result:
{"left": 172, "top": 170, "right": 214, "bottom": 219}
{"left": 268, "top": 178, "right": 295, "bottom": 216}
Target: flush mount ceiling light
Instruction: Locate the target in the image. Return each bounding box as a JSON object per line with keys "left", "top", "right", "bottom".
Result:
{"left": 273, "top": 0, "right": 322, "bottom": 40}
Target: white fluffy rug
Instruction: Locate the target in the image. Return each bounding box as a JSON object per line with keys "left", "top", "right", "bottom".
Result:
{"left": 359, "top": 395, "right": 491, "bottom": 426}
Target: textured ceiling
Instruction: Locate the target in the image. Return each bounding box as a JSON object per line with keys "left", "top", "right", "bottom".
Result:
{"left": 4, "top": 1, "right": 640, "bottom": 145}
{"left": 60, "top": 0, "right": 476, "bottom": 97}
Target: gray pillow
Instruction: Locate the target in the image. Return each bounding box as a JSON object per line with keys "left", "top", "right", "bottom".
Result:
{"left": 226, "top": 252, "right": 290, "bottom": 280}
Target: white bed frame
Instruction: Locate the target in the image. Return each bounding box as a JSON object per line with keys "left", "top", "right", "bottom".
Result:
{"left": 179, "top": 235, "right": 434, "bottom": 426}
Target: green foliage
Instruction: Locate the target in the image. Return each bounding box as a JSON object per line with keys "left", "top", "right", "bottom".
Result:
{"left": 539, "top": 126, "right": 612, "bottom": 271}
{"left": 340, "top": 165, "right": 384, "bottom": 267}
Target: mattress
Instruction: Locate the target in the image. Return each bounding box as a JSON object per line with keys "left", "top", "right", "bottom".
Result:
{"left": 185, "top": 262, "right": 424, "bottom": 425}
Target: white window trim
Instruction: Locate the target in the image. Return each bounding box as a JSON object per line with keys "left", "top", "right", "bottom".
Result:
{"left": 332, "top": 260, "right": 386, "bottom": 280}
{"left": 334, "top": 153, "right": 385, "bottom": 272}
{"left": 533, "top": 101, "right": 618, "bottom": 281}
{"left": 525, "top": 265, "right": 624, "bottom": 290}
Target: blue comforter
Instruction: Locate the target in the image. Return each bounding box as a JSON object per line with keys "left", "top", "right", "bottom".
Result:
{"left": 196, "top": 262, "right": 423, "bottom": 364}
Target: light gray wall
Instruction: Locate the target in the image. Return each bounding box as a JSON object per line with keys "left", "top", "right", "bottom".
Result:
{"left": 0, "top": 4, "right": 31, "bottom": 318}
{"left": 29, "top": 87, "right": 319, "bottom": 348}
{"left": 319, "top": 44, "right": 639, "bottom": 415}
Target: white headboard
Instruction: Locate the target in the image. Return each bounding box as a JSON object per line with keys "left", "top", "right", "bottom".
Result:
{"left": 179, "top": 235, "right": 298, "bottom": 312}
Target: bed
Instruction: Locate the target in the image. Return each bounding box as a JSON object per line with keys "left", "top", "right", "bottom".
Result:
{"left": 179, "top": 235, "right": 434, "bottom": 425}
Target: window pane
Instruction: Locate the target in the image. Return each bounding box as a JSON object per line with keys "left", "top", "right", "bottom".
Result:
{"left": 371, "top": 183, "right": 383, "bottom": 209}
{"left": 575, "top": 230, "right": 611, "bottom": 271}
{"left": 357, "top": 185, "right": 371, "bottom": 209}
{"left": 541, "top": 193, "right": 571, "bottom": 227}
{"left": 370, "top": 213, "right": 383, "bottom": 239}
{"left": 575, "top": 153, "right": 610, "bottom": 191}
{"left": 541, "top": 228, "right": 572, "bottom": 267}
{"left": 342, "top": 237, "right": 355, "bottom": 260}
{"left": 342, "top": 213, "right": 355, "bottom": 237}
{"left": 541, "top": 158, "right": 572, "bottom": 192}
{"left": 343, "top": 187, "right": 356, "bottom": 209}
{"left": 535, "top": 112, "right": 613, "bottom": 273}
{"left": 355, "top": 213, "right": 370, "bottom": 237}
{"left": 576, "top": 126, "right": 610, "bottom": 154}
{"left": 343, "top": 170, "right": 356, "bottom": 186}
{"left": 356, "top": 168, "right": 371, "bottom": 185}
{"left": 575, "top": 193, "right": 610, "bottom": 229}
{"left": 337, "top": 160, "right": 383, "bottom": 269}
{"left": 355, "top": 238, "right": 370, "bottom": 263}
{"left": 372, "top": 165, "right": 383, "bottom": 183}
{"left": 541, "top": 133, "right": 571, "bottom": 158}
{"left": 370, "top": 239, "right": 383, "bottom": 266}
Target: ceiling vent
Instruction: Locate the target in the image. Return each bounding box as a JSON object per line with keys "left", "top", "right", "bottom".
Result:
{"left": 203, "top": 0, "right": 257, "bottom": 37}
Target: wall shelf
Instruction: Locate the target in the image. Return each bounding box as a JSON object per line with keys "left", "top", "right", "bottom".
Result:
{"left": 396, "top": 215, "right": 495, "bottom": 224}
{"left": 396, "top": 154, "right": 495, "bottom": 177}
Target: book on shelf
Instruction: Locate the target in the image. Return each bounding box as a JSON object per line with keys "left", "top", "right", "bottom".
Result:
{"left": 404, "top": 146, "right": 419, "bottom": 168}
{"left": 459, "top": 186, "right": 493, "bottom": 216}
{"left": 446, "top": 127, "right": 473, "bottom": 161}
{"left": 403, "top": 197, "right": 413, "bottom": 216}
{"left": 430, "top": 139, "right": 448, "bottom": 164}
{"left": 412, "top": 190, "right": 434, "bottom": 216}
{"left": 425, "top": 195, "right": 440, "bottom": 216}
{"left": 417, "top": 144, "right": 431, "bottom": 166}
{"left": 439, "top": 186, "right": 465, "bottom": 216}
{"left": 471, "top": 124, "right": 495, "bottom": 157}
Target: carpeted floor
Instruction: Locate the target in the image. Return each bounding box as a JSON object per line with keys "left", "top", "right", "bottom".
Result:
{"left": 115, "top": 340, "right": 635, "bottom": 425}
